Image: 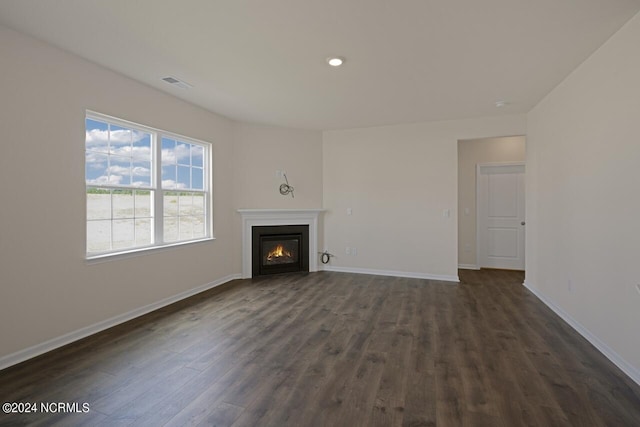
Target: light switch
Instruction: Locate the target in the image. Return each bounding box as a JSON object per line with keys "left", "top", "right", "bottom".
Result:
{"left": 347, "top": 208, "right": 352, "bottom": 216}
{"left": 443, "top": 209, "right": 450, "bottom": 218}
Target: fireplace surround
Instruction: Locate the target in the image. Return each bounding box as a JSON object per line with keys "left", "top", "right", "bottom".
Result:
{"left": 238, "top": 209, "right": 324, "bottom": 278}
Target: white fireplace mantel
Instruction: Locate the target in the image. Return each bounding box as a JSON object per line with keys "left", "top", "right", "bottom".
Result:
{"left": 238, "top": 209, "right": 325, "bottom": 278}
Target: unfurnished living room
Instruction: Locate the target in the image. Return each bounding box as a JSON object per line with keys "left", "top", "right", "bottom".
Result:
{"left": 1, "top": 1, "right": 639, "bottom": 426}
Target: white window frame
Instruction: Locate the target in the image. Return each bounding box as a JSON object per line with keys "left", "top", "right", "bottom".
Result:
{"left": 85, "top": 111, "right": 213, "bottom": 259}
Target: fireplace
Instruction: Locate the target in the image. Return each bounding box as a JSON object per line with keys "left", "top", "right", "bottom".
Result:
{"left": 252, "top": 225, "right": 309, "bottom": 276}
{"left": 238, "top": 209, "right": 324, "bottom": 278}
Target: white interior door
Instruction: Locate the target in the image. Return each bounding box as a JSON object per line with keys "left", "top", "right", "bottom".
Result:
{"left": 477, "top": 163, "right": 525, "bottom": 270}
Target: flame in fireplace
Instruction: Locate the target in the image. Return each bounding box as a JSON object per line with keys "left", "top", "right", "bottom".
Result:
{"left": 267, "top": 244, "right": 292, "bottom": 261}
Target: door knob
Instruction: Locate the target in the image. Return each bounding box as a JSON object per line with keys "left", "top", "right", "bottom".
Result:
{"left": 521, "top": 221, "right": 526, "bottom": 226}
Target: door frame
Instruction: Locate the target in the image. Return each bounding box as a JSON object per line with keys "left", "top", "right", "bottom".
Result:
{"left": 476, "top": 161, "right": 525, "bottom": 270}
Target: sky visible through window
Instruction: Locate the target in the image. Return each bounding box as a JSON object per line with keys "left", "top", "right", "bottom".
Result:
{"left": 85, "top": 118, "right": 152, "bottom": 187}
{"left": 161, "top": 137, "right": 204, "bottom": 191}
{"left": 85, "top": 119, "right": 205, "bottom": 190}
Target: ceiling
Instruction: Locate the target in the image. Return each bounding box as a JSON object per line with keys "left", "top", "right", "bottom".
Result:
{"left": 1, "top": 0, "right": 639, "bottom": 130}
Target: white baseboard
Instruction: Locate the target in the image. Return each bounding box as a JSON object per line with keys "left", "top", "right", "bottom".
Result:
{"left": 458, "top": 264, "right": 480, "bottom": 270}
{"left": 523, "top": 281, "right": 640, "bottom": 387}
{"left": 0, "top": 273, "right": 242, "bottom": 371}
{"left": 322, "top": 265, "right": 459, "bottom": 283}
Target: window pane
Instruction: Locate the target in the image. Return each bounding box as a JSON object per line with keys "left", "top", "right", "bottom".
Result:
{"left": 162, "top": 165, "right": 176, "bottom": 189}
{"left": 176, "top": 143, "right": 191, "bottom": 166}
{"left": 177, "top": 165, "right": 190, "bottom": 189}
{"left": 162, "top": 138, "right": 176, "bottom": 165}
{"left": 132, "top": 132, "right": 151, "bottom": 161}
{"left": 193, "top": 216, "right": 205, "bottom": 239}
{"left": 135, "top": 218, "right": 152, "bottom": 246}
{"left": 112, "top": 219, "right": 135, "bottom": 249}
{"left": 192, "top": 193, "right": 205, "bottom": 216}
{"left": 179, "top": 216, "right": 194, "bottom": 240}
{"left": 192, "top": 167, "right": 204, "bottom": 190}
{"left": 109, "top": 124, "right": 132, "bottom": 155}
{"left": 191, "top": 145, "right": 203, "bottom": 167}
{"left": 86, "top": 152, "right": 109, "bottom": 185}
{"left": 112, "top": 190, "right": 134, "bottom": 219}
{"left": 109, "top": 156, "right": 131, "bottom": 186}
{"left": 134, "top": 190, "right": 152, "bottom": 218}
{"left": 179, "top": 193, "right": 194, "bottom": 216}
{"left": 87, "top": 220, "right": 111, "bottom": 253}
{"left": 86, "top": 119, "right": 109, "bottom": 153}
{"left": 87, "top": 189, "right": 111, "bottom": 220}
{"left": 164, "top": 192, "right": 178, "bottom": 216}
{"left": 86, "top": 118, "right": 108, "bottom": 131}
{"left": 132, "top": 161, "right": 151, "bottom": 187}
{"left": 164, "top": 217, "right": 178, "bottom": 242}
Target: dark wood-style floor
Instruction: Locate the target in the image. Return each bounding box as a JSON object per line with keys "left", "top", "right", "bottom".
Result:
{"left": 1, "top": 270, "right": 639, "bottom": 426}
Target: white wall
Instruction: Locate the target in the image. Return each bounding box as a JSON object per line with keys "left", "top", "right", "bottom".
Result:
{"left": 231, "top": 123, "right": 324, "bottom": 272}
{"left": 232, "top": 123, "right": 323, "bottom": 209}
{"left": 322, "top": 116, "right": 526, "bottom": 281}
{"left": 526, "top": 12, "right": 640, "bottom": 382}
{"left": 457, "top": 136, "right": 526, "bottom": 268}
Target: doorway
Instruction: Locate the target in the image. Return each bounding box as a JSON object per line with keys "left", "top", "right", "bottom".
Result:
{"left": 457, "top": 136, "right": 526, "bottom": 271}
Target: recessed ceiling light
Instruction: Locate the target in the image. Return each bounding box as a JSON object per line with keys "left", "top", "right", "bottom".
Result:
{"left": 327, "top": 57, "right": 345, "bottom": 67}
{"left": 495, "top": 100, "right": 509, "bottom": 108}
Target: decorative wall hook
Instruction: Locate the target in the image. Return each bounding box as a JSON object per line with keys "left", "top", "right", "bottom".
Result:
{"left": 279, "top": 173, "right": 295, "bottom": 198}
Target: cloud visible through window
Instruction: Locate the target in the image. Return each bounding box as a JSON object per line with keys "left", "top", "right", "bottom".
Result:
{"left": 85, "top": 128, "right": 148, "bottom": 146}
{"left": 161, "top": 142, "right": 190, "bottom": 164}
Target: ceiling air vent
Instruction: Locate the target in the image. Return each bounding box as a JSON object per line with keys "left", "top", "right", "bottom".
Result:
{"left": 161, "top": 76, "right": 193, "bottom": 89}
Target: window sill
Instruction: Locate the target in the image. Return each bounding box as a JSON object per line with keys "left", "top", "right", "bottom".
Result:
{"left": 85, "top": 237, "right": 216, "bottom": 264}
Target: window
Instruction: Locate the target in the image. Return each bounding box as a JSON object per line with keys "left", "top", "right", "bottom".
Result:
{"left": 85, "top": 112, "right": 211, "bottom": 257}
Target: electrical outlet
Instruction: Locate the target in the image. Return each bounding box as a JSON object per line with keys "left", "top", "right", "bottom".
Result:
{"left": 567, "top": 279, "right": 573, "bottom": 292}
{"left": 352, "top": 247, "right": 357, "bottom": 256}
{"left": 275, "top": 170, "right": 282, "bottom": 178}
{"left": 636, "top": 284, "right": 640, "bottom": 295}
{"left": 345, "top": 247, "right": 351, "bottom": 255}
